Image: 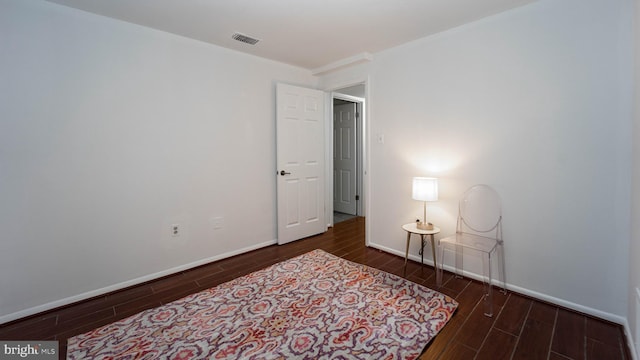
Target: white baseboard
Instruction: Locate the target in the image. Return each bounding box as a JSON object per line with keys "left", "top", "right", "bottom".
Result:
{"left": 369, "top": 242, "right": 438, "bottom": 268}
{"left": 622, "top": 317, "right": 639, "bottom": 360}
{"left": 368, "top": 242, "right": 628, "bottom": 325}
{"left": 0, "top": 239, "right": 277, "bottom": 325}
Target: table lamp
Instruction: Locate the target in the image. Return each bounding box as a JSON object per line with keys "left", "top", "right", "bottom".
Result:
{"left": 412, "top": 177, "right": 438, "bottom": 230}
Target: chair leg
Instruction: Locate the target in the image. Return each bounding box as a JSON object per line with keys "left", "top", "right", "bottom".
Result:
{"left": 437, "top": 243, "right": 444, "bottom": 287}
{"left": 454, "top": 244, "right": 464, "bottom": 279}
{"left": 483, "top": 252, "right": 493, "bottom": 317}
{"left": 498, "top": 242, "right": 507, "bottom": 294}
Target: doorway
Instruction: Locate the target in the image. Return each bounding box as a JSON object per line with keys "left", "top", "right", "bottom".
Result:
{"left": 332, "top": 84, "right": 365, "bottom": 225}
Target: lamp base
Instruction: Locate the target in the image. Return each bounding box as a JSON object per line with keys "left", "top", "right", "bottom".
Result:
{"left": 417, "top": 222, "right": 434, "bottom": 230}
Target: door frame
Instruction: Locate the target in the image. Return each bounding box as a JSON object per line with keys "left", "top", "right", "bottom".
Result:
{"left": 332, "top": 95, "right": 363, "bottom": 216}
{"left": 323, "top": 79, "right": 370, "bottom": 247}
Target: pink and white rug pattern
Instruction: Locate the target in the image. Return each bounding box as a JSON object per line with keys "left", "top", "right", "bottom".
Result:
{"left": 67, "top": 249, "right": 458, "bottom": 359}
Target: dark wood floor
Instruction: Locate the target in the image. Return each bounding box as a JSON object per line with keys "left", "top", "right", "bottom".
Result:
{"left": 0, "top": 217, "right": 631, "bottom": 359}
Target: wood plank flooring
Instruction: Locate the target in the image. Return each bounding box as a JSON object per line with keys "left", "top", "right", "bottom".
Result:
{"left": 0, "top": 217, "right": 631, "bottom": 359}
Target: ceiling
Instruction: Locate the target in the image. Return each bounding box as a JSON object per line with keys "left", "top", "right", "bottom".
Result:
{"left": 44, "top": 0, "right": 536, "bottom": 72}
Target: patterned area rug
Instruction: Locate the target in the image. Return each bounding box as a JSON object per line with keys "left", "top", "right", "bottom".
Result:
{"left": 67, "top": 249, "right": 458, "bottom": 359}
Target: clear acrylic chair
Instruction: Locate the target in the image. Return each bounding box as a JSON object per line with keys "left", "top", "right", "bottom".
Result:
{"left": 437, "top": 184, "right": 506, "bottom": 317}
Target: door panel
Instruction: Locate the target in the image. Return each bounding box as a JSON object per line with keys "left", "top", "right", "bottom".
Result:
{"left": 333, "top": 102, "right": 357, "bottom": 215}
{"left": 277, "top": 84, "right": 325, "bottom": 244}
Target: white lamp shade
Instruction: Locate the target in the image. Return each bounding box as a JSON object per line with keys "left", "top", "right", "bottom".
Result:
{"left": 412, "top": 177, "right": 438, "bottom": 201}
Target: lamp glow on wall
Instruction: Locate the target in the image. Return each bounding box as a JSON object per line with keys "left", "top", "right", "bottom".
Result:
{"left": 412, "top": 177, "right": 438, "bottom": 230}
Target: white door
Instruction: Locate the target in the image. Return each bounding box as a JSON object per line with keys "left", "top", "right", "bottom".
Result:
{"left": 333, "top": 102, "right": 357, "bottom": 215}
{"left": 276, "top": 83, "right": 326, "bottom": 245}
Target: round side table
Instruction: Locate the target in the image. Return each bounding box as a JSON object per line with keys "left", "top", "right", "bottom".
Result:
{"left": 402, "top": 223, "right": 440, "bottom": 282}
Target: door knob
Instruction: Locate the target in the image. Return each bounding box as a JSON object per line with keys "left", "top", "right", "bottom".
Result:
{"left": 280, "top": 170, "right": 291, "bottom": 176}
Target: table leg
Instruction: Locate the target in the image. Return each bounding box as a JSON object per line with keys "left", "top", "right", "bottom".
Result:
{"left": 420, "top": 234, "right": 425, "bottom": 265}
{"left": 404, "top": 232, "right": 411, "bottom": 274}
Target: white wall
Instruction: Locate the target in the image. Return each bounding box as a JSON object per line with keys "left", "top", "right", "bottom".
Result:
{"left": 0, "top": 0, "right": 316, "bottom": 322}
{"left": 322, "top": 0, "right": 633, "bottom": 320}
{"left": 629, "top": 0, "right": 640, "bottom": 354}
{"left": 336, "top": 84, "right": 366, "bottom": 99}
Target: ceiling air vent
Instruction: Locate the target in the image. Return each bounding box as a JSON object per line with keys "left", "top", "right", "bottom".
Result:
{"left": 232, "top": 32, "right": 260, "bottom": 45}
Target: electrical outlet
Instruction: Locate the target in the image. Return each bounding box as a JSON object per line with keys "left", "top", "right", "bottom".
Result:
{"left": 171, "top": 224, "right": 180, "bottom": 237}
{"left": 212, "top": 217, "right": 224, "bottom": 230}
